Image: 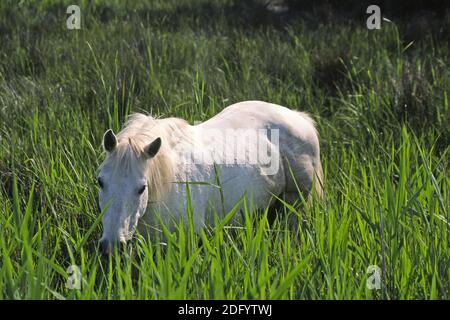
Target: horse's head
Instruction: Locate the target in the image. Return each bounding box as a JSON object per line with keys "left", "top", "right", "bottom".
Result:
{"left": 97, "top": 129, "right": 161, "bottom": 255}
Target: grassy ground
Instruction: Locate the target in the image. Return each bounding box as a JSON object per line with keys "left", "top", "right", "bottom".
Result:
{"left": 0, "top": 0, "right": 449, "bottom": 299}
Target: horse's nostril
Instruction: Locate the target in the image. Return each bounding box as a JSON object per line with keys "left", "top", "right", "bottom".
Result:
{"left": 99, "top": 239, "right": 113, "bottom": 256}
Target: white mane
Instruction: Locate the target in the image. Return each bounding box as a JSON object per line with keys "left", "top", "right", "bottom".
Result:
{"left": 100, "top": 113, "right": 190, "bottom": 202}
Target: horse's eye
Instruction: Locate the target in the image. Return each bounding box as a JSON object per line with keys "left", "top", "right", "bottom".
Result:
{"left": 138, "top": 185, "right": 146, "bottom": 195}
{"left": 97, "top": 177, "right": 104, "bottom": 188}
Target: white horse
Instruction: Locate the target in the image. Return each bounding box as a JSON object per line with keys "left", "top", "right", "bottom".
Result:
{"left": 97, "top": 100, "right": 322, "bottom": 254}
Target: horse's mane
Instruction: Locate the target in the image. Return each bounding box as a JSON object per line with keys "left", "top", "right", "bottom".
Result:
{"left": 100, "top": 113, "right": 190, "bottom": 202}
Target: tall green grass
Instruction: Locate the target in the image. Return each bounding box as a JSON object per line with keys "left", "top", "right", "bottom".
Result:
{"left": 0, "top": 0, "right": 448, "bottom": 299}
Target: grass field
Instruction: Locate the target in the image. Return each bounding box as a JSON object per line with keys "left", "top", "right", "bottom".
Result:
{"left": 0, "top": 0, "right": 449, "bottom": 299}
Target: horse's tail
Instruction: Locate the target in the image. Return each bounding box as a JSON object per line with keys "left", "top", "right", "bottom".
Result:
{"left": 314, "top": 158, "right": 324, "bottom": 198}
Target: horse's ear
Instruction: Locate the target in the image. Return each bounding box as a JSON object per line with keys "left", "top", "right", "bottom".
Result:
{"left": 103, "top": 129, "right": 117, "bottom": 152}
{"left": 144, "top": 137, "right": 161, "bottom": 159}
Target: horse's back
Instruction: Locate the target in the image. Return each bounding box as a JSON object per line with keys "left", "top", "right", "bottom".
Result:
{"left": 200, "top": 101, "right": 316, "bottom": 135}
{"left": 199, "top": 100, "right": 322, "bottom": 198}
{"left": 199, "top": 100, "right": 320, "bottom": 161}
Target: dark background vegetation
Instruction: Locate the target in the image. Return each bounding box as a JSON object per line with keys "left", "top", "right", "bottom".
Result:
{"left": 0, "top": 0, "right": 448, "bottom": 145}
